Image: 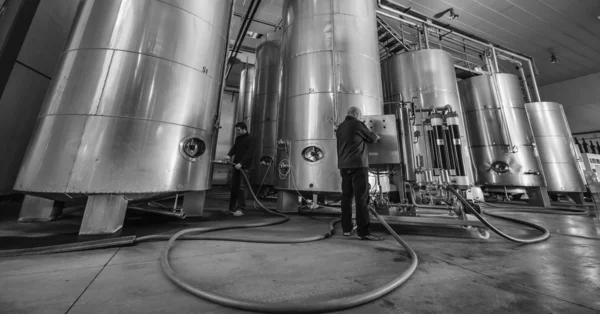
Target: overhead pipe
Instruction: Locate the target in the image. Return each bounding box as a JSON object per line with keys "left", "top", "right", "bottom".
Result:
{"left": 225, "top": 0, "right": 262, "bottom": 79}
{"left": 377, "top": 0, "right": 541, "bottom": 102}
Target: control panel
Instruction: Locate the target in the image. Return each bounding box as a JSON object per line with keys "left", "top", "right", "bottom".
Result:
{"left": 360, "top": 114, "right": 401, "bottom": 165}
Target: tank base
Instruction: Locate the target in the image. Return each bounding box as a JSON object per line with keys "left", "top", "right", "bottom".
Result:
{"left": 182, "top": 191, "right": 206, "bottom": 217}
{"left": 526, "top": 187, "right": 552, "bottom": 208}
{"left": 565, "top": 192, "right": 585, "bottom": 205}
{"left": 18, "top": 195, "right": 64, "bottom": 222}
{"left": 79, "top": 195, "right": 128, "bottom": 235}
{"left": 277, "top": 190, "right": 298, "bottom": 213}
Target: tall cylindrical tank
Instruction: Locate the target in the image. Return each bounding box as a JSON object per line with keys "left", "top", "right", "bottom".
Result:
{"left": 525, "top": 102, "right": 586, "bottom": 192}
{"left": 238, "top": 65, "right": 256, "bottom": 132}
{"left": 277, "top": 0, "right": 383, "bottom": 193}
{"left": 251, "top": 32, "right": 281, "bottom": 186}
{"left": 458, "top": 74, "right": 545, "bottom": 188}
{"left": 13, "top": 0, "right": 233, "bottom": 201}
{"left": 381, "top": 49, "right": 475, "bottom": 187}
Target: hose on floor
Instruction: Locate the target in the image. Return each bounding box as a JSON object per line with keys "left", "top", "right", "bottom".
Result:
{"left": 479, "top": 200, "right": 589, "bottom": 215}
{"left": 446, "top": 185, "right": 550, "bottom": 243}
{"left": 157, "top": 165, "right": 419, "bottom": 314}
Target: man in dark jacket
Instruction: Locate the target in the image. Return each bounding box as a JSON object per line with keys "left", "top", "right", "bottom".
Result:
{"left": 223, "top": 122, "right": 255, "bottom": 217}
{"left": 336, "top": 107, "right": 383, "bottom": 240}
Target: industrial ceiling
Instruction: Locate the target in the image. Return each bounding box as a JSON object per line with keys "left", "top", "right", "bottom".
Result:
{"left": 227, "top": 0, "right": 600, "bottom": 88}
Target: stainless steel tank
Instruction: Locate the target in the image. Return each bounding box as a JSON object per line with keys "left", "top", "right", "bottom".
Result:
{"left": 14, "top": 0, "right": 233, "bottom": 201}
{"left": 458, "top": 74, "right": 545, "bottom": 189}
{"left": 251, "top": 32, "right": 281, "bottom": 186}
{"left": 277, "top": 0, "right": 383, "bottom": 194}
{"left": 525, "top": 102, "right": 586, "bottom": 192}
{"left": 381, "top": 49, "right": 475, "bottom": 187}
{"left": 238, "top": 65, "right": 256, "bottom": 132}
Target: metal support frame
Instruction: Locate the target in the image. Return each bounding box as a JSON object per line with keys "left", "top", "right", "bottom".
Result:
{"left": 377, "top": 0, "right": 541, "bottom": 102}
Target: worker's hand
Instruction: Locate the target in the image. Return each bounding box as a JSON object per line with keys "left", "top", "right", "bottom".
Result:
{"left": 221, "top": 155, "right": 231, "bottom": 161}
{"left": 375, "top": 133, "right": 382, "bottom": 142}
{"left": 235, "top": 163, "right": 242, "bottom": 170}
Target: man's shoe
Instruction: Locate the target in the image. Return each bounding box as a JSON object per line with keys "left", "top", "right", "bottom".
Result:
{"left": 232, "top": 210, "right": 244, "bottom": 217}
{"left": 343, "top": 225, "right": 358, "bottom": 236}
{"left": 357, "top": 234, "right": 383, "bottom": 241}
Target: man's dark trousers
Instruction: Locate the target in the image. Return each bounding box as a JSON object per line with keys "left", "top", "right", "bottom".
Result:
{"left": 229, "top": 168, "right": 249, "bottom": 212}
{"left": 340, "top": 167, "right": 371, "bottom": 237}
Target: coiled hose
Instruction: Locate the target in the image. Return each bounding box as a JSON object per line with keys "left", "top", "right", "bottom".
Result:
{"left": 155, "top": 166, "right": 419, "bottom": 314}
{"left": 446, "top": 185, "right": 550, "bottom": 243}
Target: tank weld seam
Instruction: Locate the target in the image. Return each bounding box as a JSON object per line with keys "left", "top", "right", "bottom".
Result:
{"left": 61, "top": 48, "right": 221, "bottom": 81}
{"left": 284, "top": 92, "right": 383, "bottom": 101}
{"left": 287, "top": 50, "right": 380, "bottom": 63}
{"left": 154, "top": 0, "right": 230, "bottom": 39}
{"left": 41, "top": 113, "right": 212, "bottom": 132}
{"left": 281, "top": 12, "right": 375, "bottom": 32}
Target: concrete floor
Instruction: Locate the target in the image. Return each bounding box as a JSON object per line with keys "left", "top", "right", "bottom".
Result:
{"left": 1, "top": 192, "right": 600, "bottom": 314}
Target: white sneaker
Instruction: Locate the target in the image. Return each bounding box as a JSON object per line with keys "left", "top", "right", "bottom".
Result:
{"left": 232, "top": 210, "right": 244, "bottom": 217}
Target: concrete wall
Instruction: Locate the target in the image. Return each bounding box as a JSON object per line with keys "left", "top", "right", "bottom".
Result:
{"left": 539, "top": 71, "right": 600, "bottom": 135}
{"left": 0, "top": 0, "right": 80, "bottom": 195}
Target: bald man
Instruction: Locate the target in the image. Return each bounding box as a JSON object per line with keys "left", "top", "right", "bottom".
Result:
{"left": 335, "top": 107, "right": 383, "bottom": 241}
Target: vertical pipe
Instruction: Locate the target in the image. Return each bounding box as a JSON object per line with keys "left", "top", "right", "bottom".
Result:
{"left": 422, "top": 23, "right": 429, "bottom": 49}
{"left": 396, "top": 105, "right": 416, "bottom": 182}
{"left": 527, "top": 60, "right": 541, "bottom": 101}
{"left": 417, "top": 29, "right": 422, "bottom": 50}
{"left": 491, "top": 46, "right": 500, "bottom": 73}
{"left": 517, "top": 65, "right": 532, "bottom": 102}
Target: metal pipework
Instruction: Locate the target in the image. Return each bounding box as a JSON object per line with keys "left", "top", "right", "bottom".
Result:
{"left": 376, "top": 0, "right": 541, "bottom": 102}
{"left": 395, "top": 104, "right": 416, "bottom": 182}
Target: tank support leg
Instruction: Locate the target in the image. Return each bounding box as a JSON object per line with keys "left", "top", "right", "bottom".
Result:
{"left": 18, "top": 195, "right": 63, "bottom": 222}
{"left": 526, "top": 187, "right": 552, "bottom": 208}
{"left": 183, "top": 191, "right": 206, "bottom": 217}
{"left": 566, "top": 192, "right": 585, "bottom": 205}
{"left": 79, "top": 195, "right": 128, "bottom": 235}
{"left": 277, "top": 190, "right": 298, "bottom": 213}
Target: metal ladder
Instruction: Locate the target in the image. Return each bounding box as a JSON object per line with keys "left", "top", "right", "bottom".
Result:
{"left": 377, "top": 16, "right": 411, "bottom": 61}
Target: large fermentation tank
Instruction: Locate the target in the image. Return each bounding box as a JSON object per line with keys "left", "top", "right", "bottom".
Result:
{"left": 525, "top": 102, "right": 586, "bottom": 192}
{"left": 381, "top": 49, "right": 474, "bottom": 187}
{"left": 14, "top": 0, "right": 233, "bottom": 201}
{"left": 238, "top": 65, "right": 255, "bottom": 131}
{"left": 251, "top": 32, "right": 281, "bottom": 186}
{"left": 458, "top": 74, "right": 545, "bottom": 189}
{"left": 277, "top": 0, "right": 383, "bottom": 194}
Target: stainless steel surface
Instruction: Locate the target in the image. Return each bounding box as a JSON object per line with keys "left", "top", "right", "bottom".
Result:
{"left": 380, "top": 49, "right": 475, "bottom": 186}
{"left": 458, "top": 73, "right": 545, "bottom": 188}
{"left": 277, "top": 0, "right": 383, "bottom": 193}
{"left": 213, "top": 91, "right": 238, "bottom": 185}
{"left": 525, "top": 102, "right": 586, "bottom": 193}
{"left": 14, "top": 0, "right": 233, "bottom": 198}
{"left": 361, "top": 114, "right": 401, "bottom": 165}
{"left": 238, "top": 65, "right": 256, "bottom": 131}
{"left": 251, "top": 32, "right": 281, "bottom": 186}
{"left": 0, "top": 0, "right": 80, "bottom": 195}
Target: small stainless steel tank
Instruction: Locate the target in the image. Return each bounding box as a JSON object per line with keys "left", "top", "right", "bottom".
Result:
{"left": 458, "top": 73, "right": 546, "bottom": 189}
{"left": 251, "top": 32, "right": 281, "bottom": 186}
{"left": 14, "top": 0, "right": 233, "bottom": 201}
{"left": 238, "top": 65, "right": 256, "bottom": 132}
{"left": 381, "top": 49, "right": 474, "bottom": 187}
{"left": 277, "top": 0, "right": 383, "bottom": 194}
{"left": 525, "top": 102, "right": 586, "bottom": 193}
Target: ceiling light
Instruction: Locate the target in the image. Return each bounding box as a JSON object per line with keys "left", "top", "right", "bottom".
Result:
{"left": 550, "top": 54, "right": 559, "bottom": 64}
{"left": 433, "top": 8, "right": 459, "bottom": 20}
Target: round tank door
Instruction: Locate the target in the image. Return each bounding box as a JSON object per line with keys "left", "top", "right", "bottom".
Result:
{"left": 179, "top": 136, "right": 206, "bottom": 162}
